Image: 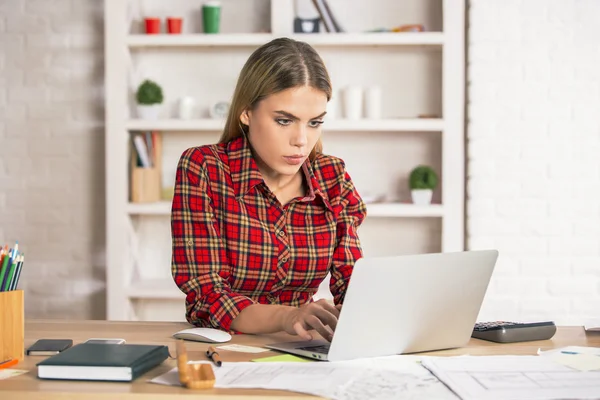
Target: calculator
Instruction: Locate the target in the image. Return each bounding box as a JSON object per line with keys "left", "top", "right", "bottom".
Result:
{"left": 472, "top": 321, "right": 557, "bottom": 343}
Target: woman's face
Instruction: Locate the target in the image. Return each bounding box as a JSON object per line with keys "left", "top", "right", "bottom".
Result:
{"left": 241, "top": 85, "right": 327, "bottom": 180}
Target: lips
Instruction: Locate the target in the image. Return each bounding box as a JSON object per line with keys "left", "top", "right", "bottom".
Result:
{"left": 283, "top": 155, "right": 305, "bottom": 165}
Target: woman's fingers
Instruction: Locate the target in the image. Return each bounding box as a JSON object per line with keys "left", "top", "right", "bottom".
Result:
{"left": 305, "top": 315, "right": 334, "bottom": 341}
{"left": 311, "top": 305, "right": 338, "bottom": 331}
{"left": 293, "top": 321, "right": 313, "bottom": 341}
{"left": 318, "top": 300, "right": 340, "bottom": 319}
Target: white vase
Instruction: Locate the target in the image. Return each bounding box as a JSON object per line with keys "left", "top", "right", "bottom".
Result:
{"left": 411, "top": 189, "right": 433, "bottom": 205}
{"left": 178, "top": 96, "right": 195, "bottom": 120}
{"left": 136, "top": 104, "right": 161, "bottom": 120}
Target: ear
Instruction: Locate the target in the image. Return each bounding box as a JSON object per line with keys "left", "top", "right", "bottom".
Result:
{"left": 240, "top": 109, "right": 250, "bottom": 126}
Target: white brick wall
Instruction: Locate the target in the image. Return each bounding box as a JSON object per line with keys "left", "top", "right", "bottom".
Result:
{"left": 468, "top": 0, "right": 600, "bottom": 325}
{"left": 0, "top": 1, "right": 105, "bottom": 319}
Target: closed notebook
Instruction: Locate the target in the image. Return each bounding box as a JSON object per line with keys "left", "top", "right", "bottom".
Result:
{"left": 36, "top": 343, "right": 169, "bottom": 382}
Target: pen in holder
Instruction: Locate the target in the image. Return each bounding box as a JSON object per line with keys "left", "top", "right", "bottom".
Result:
{"left": 176, "top": 340, "right": 216, "bottom": 390}
{"left": 0, "top": 290, "right": 25, "bottom": 362}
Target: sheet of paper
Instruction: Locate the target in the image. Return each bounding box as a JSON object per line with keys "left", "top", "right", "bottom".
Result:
{"left": 422, "top": 355, "right": 600, "bottom": 400}
{"left": 252, "top": 354, "right": 312, "bottom": 362}
{"left": 538, "top": 346, "right": 600, "bottom": 356}
{"left": 584, "top": 318, "right": 600, "bottom": 332}
{"left": 149, "top": 358, "right": 458, "bottom": 399}
{"left": 538, "top": 346, "right": 600, "bottom": 371}
{"left": 0, "top": 369, "right": 28, "bottom": 380}
{"left": 216, "top": 344, "right": 269, "bottom": 353}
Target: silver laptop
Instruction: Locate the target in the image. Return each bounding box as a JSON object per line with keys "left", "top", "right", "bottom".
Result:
{"left": 265, "top": 250, "right": 498, "bottom": 362}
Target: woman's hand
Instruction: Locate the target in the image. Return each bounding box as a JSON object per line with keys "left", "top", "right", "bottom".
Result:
{"left": 281, "top": 299, "right": 341, "bottom": 342}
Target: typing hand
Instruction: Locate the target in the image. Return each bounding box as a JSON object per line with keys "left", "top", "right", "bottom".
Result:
{"left": 283, "top": 299, "right": 340, "bottom": 342}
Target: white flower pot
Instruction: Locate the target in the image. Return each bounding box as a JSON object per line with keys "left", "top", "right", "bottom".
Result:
{"left": 136, "top": 104, "right": 161, "bottom": 120}
{"left": 411, "top": 189, "right": 433, "bottom": 205}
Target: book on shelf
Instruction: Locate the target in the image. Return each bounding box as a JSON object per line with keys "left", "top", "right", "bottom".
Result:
{"left": 311, "top": 0, "right": 344, "bottom": 33}
{"left": 130, "top": 131, "right": 163, "bottom": 203}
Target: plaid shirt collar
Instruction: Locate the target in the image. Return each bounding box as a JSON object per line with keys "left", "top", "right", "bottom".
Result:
{"left": 227, "top": 136, "right": 332, "bottom": 211}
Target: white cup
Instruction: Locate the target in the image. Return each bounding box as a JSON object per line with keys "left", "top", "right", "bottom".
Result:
{"left": 326, "top": 93, "right": 338, "bottom": 120}
{"left": 178, "top": 96, "right": 195, "bottom": 119}
{"left": 342, "top": 86, "right": 363, "bottom": 120}
{"left": 364, "top": 86, "right": 382, "bottom": 119}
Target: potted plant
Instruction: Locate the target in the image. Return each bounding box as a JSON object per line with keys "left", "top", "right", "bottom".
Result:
{"left": 136, "top": 79, "right": 163, "bottom": 120}
{"left": 409, "top": 165, "right": 438, "bottom": 205}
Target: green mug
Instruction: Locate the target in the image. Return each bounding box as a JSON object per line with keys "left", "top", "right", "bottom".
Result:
{"left": 202, "top": 1, "right": 221, "bottom": 34}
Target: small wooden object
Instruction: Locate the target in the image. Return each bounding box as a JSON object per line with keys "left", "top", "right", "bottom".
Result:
{"left": 176, "top": 340, "right": 216, "bottom": 390}
{"left": 131, "top": 167, "right": 161, "bottom": 203}
{"left": 130, "top": 133, "right": 162, "bottom": 203}
{"left": 0, "top": 290, "right": 25, "bottom": 362}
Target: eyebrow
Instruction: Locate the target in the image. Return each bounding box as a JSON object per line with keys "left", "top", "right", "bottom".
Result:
{"left": 274, "top": 110, "right": 327, "bottom": 120}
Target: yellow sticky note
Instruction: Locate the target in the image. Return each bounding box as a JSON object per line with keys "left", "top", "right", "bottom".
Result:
{"left": 251, "top": 354, "right": 312, "bottom": 363}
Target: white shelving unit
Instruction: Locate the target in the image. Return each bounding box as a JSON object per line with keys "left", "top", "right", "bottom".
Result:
{"left": 126, "top": 201, "right": 445, "bottom": 218}
{"left": 126, "top": 118, "right": 444, "bottom": 132}
{"left": 105, "top": 0, "right": 465, "bottom": 321}
{"left": 127, "top": 32, "right": 445, "bottom": 47}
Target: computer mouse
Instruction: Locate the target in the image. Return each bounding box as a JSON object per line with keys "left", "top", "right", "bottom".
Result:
{"left": 172, "top": 327, "right": 232, "bottom": 343}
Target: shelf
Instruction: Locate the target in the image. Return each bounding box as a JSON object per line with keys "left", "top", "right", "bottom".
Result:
{"left": 126, "top": 119, "right": 225, "bottom": 131}
{"left": 126, "top": 279, "right": 184, "bottom": 299}
{"left": 127, "top": 201, "right": 444, "bottom": 218}
{"left": 126, "top": 118, "right": 444, "bottom": 132}
{"left": 127, "top": 202, "right": 172, "bottom": 215}
{"left": 366, "top": 203, "right": 444, "bottom": 218}
{"left": 127, "top": 32, "right": 444, "bottom": 48}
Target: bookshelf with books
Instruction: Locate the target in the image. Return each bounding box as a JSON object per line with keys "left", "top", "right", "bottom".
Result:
{"left": 105, "top": 0, "right": 465, "bottom": 321}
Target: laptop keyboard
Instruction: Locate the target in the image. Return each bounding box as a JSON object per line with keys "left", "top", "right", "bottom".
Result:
{"left": 296, "top": 344, "right": 330, "bottom": 354}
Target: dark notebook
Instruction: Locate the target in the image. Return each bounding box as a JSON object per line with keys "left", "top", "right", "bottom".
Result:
{"left": 36, "top": 343, "right": 169, "bottom": 382}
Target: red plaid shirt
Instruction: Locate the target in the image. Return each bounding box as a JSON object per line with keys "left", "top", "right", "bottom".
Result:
{"left": 171, "top": 136, "right": 366, "bottom": 331}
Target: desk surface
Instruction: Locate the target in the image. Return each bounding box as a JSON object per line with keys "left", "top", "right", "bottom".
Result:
{"left": 1, "top": 320, "right": 598, "bottom": 399}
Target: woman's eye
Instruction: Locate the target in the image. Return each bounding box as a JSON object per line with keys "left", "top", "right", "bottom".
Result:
{"left": 276, "top": 119, "right": 292, "bottom": 126}
{"left": 309, "top": 120, "right": 324, "bottom": 128}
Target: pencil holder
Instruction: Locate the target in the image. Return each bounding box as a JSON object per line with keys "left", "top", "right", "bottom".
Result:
{"left": 131, "top": 167, "right": 161, "bottom": 203}
{"left": 0, "top": 290, "right": 24, "bottom": 361}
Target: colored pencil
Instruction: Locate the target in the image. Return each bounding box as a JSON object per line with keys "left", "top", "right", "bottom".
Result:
{"left": 9, "top": 254, "right": 24, "bottom": 291}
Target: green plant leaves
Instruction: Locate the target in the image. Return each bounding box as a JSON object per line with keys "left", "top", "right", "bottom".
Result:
{"left": 136, "top": 79, "right": 164, "bottom": 105}
{"left": 409, "top": 165, "right": 438, "bottom": 190}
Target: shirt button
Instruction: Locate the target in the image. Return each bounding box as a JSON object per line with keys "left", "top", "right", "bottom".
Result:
{"left": 277, "top": 230, "right": 286, "bottom": 237}
{"left": 186, "top": 239, "right": 194, "bottom": 247}
{"left": 267, "top": 295, "right": 277, "bottom": 304}
{"left": 281, "top": 257, "right": 288, "bottom": 263}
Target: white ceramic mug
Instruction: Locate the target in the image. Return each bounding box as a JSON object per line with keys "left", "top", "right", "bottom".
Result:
{"left": 342, "top": 86, "right": 362, "bottom": 120}
{"left": 178, "top": 96, "right": 195, "bottom": 119}
{"left": 364, "top": 86, "right": 382, "bottom": 119}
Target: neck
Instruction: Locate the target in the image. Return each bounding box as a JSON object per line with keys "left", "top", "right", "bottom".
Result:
{"left": 257, "top": 161, "right": 301, "bottom": 194}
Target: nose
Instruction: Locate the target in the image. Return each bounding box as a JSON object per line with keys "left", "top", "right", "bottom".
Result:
{"left": 291, "top": 125, "right": 308, "bottom": 148}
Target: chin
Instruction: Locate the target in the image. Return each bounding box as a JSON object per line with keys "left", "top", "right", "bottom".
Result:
{"left": 276, "top": 163, "right": 302, "bottom": 176}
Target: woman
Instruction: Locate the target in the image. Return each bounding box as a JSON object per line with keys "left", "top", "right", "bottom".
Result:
{"left": 171, "top": 37, "right": 366, "bottom": 342}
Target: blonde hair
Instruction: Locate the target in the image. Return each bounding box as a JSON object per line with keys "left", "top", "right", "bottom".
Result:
{"left": 219, "top": 37, "right": 332, "bottom": 161}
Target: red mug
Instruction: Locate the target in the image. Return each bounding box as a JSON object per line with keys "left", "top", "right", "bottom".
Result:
{"left": 167, "top": 17, "right": 183, "bottom": 34}
{"left": 144, "top": 17, "right": 161, "bottom": 34}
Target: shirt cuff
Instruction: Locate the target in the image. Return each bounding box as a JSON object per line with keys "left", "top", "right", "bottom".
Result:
{"left": 208, "top": 293, "right": 256, "bottom": 332}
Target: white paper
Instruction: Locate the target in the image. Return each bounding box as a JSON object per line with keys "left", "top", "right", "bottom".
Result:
{"left": 0, "top": 369, "right": 28, "bottom": 380}
{"left": 422, "top": 355, "right": 600, "bottom": 400}
{"left": 150, "top": 357, "right": 458, "bottom": 400}
{"left": 538, "top": 346, "right": 600, "bottom": 371}
{"left": 216, "top": 344, "right": 269, "bottom": 353}
{"left": 584, "top": 318, "right": 600, "bottom": 332}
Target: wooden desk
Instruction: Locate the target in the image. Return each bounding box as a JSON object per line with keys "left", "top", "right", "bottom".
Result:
{"left": 1, "top": 320, "right": 598, "bottom": 399}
